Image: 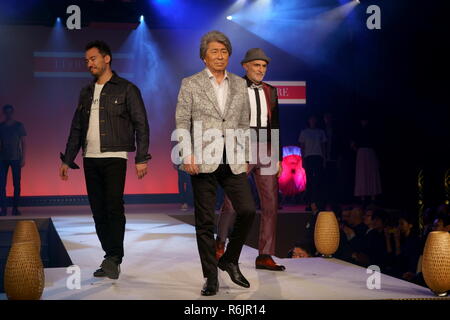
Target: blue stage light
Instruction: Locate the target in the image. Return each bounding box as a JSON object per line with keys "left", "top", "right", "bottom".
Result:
{"left": 140, "top": 15, "right": 145, "bottom": 22}
{"left": 226, "top": 15, "right": 233, "bottom": 21}
{"left": 56, "top": 17, "right": 61, "bottom": 23}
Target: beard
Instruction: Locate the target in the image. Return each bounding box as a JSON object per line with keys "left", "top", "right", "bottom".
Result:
{"left": 89, "top": 66, "right": 104, "bottom": 78}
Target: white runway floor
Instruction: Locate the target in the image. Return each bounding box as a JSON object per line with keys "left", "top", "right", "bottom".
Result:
{"left": 0, "top": 206, "right": 441, "bottom": 300}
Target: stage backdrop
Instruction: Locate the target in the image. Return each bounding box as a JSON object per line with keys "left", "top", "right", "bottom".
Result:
{"left": 0, "top": 17, "right": 352, "bottom": 197}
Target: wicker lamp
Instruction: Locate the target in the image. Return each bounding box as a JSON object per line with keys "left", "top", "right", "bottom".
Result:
{"left": 4, "top": 241, "right": 45, "bottom": 300}
{"left": 314, "top": 211, "right": 340, "bottom": 258}
{"left": 422, "top": 231, "right": 450, "bottom": 297}
{"left": 12, "top": 220, "right": 41, "bottom": 252}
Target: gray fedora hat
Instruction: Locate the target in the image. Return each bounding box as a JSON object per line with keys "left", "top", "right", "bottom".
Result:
{"left": 241, "top": 48, "right": 271, "bottom": 65}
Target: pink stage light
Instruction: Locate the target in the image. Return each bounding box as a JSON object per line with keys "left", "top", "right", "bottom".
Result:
{"left": 278, "top": 146, "right": 306, "bottom": 196}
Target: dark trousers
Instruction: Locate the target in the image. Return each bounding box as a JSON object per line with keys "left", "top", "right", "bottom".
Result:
{"left": 303, "top": 155, "right": 324, "bottom": 204}
{"left": 218, "top": 143, "right": 279, "bottom": 256}
{"left": 0, "top": 160, "right": 21, "bottom": 209}
{"left": 190, "top": 164, "right": 256, "bottom": 279}
{"left": 178, "top": 169, "right": 194, "bottom": 206}
{"left": 83, "top": 158, "right": 127, "bottom": 263}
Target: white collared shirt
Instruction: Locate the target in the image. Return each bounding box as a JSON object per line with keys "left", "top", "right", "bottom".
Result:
{"left": 205, "top": 68, "right": 229, "bottom": 115}
{"left": 248, "top": 86, "right": 268, "bottom": 127}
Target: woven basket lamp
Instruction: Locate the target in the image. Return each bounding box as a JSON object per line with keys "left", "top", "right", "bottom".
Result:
{"left": 4, "top": 241, "right": 45, "bottom": 300}
{"left": 422, "top": 231, "right": 450, "bottom": 297}
{"left": 12, "top": 220, "right": 41, "bottom": 252}
{"left": 314, "top": 211, "right": 340, "bottom": 258}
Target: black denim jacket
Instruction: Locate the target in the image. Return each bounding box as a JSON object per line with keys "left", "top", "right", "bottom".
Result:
{"left": 61, "top": 72, "right": 151, "bottom": 169}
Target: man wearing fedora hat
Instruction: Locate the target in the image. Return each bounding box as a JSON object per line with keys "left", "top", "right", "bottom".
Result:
{"left": 216, "top": 48, "right": 285, "bottom": 271}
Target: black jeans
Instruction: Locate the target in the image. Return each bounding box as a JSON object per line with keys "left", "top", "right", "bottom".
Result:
{"left": 83, "top": 158, "right": 127, "bottom": 263}
{"left": 303, "top": 155, "right": 324, "bottom": 204}
{"left": 0, "top": 160, "right": 21, "bottom": 209}
{"left": 190, "top": 164, "right": 256, "bottom": 279}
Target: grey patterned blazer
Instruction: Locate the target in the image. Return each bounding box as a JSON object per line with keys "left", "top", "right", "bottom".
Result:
{"left": 175, "top": 68, "right": 251, "bottom": 174}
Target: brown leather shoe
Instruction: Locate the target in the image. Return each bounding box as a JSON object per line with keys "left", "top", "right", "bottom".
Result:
{"left": 255, "top": 254, "right": 286, "bottom": 271}
{"left": 215, "top": 239, "right": 225, "bottom": 260}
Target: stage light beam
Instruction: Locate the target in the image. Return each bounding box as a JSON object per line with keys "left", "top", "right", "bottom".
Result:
{"left": 226, "top": 15, "right": 233, "bottom": 21}
{"left": 140, "top": 15, "right": 144, "bottom": 22}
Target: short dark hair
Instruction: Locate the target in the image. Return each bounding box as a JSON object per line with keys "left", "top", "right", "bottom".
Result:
{"left": 286, "top": 242, "right": 312, "bottom": 258}
{"left": 372, "top": 209, "right": 388, "bottom": 225}
{"left": 2, "top": 104, "right": 13, "bottom": 112}
{"left": 436, "top": 213, "right": 450, "bottom": 227}
{"left": 85, "top": 40, "right": 112, "bottom": 65}
{"left": 398, "top": 212, "right": 416, "bottom": 226}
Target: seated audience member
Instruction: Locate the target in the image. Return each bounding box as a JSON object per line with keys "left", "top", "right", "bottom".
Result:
{"left": 351, "top": 209, "right": 389, "bottom": 270}
{"left": 436, "top": 204, "right": 449, "bottom": 217}
{"left": 388, "top": 214, "right": 422, "bottom": 281}
{"left": 432, "top": 214, "right": 450, "bottom": 232}
{"left": 340, "top": 207, "right": 352, "bottom": 226}
{"left": 363, "top": 208, "right": 375, "bottom": 230}
{"left": 287, "top": 243, "right": 312, "bottom": 258}
{"left": 420, "top": 207, "right": 437, "bottom": 251}
{"left": 409, "top": 209, "right": 449, "bottom": 288}
{"left": 342, "top": 207, "right": 369, "bottom": 251}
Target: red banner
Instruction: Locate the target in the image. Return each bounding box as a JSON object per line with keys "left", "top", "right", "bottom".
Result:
{"left": 33, "top": 51, "right": 134, "bottom": 78}
{"left": 266, "top": 81, "right": 306, "bottom": 104}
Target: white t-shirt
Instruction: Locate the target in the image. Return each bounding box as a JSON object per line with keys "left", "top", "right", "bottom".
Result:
{"left": 85, "top": 83, "right": 128, "bottom": 159}
{"left": 298, "top": 128, "right": 327, "bottom": 158}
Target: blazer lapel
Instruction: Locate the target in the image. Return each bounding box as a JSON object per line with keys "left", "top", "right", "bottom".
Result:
{"left": 201, "top": 70, "right": 223, "bottom": 116}
{"left": 262, "top": 83, "right": 273, "bottom": 122}
{"left": 223, "top": 77, "right": 235, "bottom": 118}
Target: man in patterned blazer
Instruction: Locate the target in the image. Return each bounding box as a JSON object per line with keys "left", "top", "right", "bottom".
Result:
{"left": 175, "top": 31, "right": 256, "bottom": 296}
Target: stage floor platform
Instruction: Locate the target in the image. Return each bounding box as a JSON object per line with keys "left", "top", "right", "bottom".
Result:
{"left": 0, "top": 206, "right": 442, "bottom": 300}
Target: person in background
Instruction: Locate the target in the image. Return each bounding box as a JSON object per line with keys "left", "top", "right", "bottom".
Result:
{"left": 432, "top": 214, "right": 450, "bottom": 232}
{"left": 341, "top": 207, "right": 369, "bottom": 253}
{"left": 389, "top": 214, "right": 422, "bottom": 282}
{"left": 217, "top": 48, "right": 284, "bottom": 272}
{"left": 363, "top": 207, "right": 375, "bottom": 230}
{"left": 287, "top": 243, "right": 311, "bottom": 258}
{"left": 323, "top": 112, "right": 343, "bottom": 206}
{"left": 351, "top": 209, "right": 389, "bottom": 270}
{"left": 421, "top": 207, "right": 436, "bottom": 240}
{"left": 298, "top": 115, "right": 327, "bottom": 211}
{"left": 0, "top": 104, "right": 26, "bottom": 216}
{"left": 351, "top": 116, "right": 382, "bottom": 207}
{"left": 340, "top": 207, "right": 353, "bottom": 226}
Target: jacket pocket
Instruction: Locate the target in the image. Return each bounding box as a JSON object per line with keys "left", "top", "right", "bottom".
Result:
{"left": 108, "top": 94, "right": 126, "bottom": 116}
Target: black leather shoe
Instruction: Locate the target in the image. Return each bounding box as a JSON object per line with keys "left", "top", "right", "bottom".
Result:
{"left": 93, "top": 268, "right": 107, "bottom": 277}
{"left": 201, "top": 277, "right": 219, "bottom": 296}
{"left": 101, "top": 257, "right": 121, "bottom": 280}
{"left": 218, "top": 259, "right": 250, "bottom": 288}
